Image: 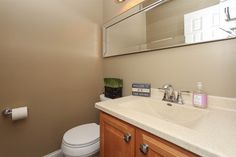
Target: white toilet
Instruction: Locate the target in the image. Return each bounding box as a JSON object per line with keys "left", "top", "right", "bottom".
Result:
{"left": 61, "top": 94, "right": 110, "bottom": 157}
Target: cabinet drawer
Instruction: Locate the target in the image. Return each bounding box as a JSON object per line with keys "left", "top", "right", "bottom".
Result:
{"left": 136, "top": 129, "right": 199, "bottom": 157}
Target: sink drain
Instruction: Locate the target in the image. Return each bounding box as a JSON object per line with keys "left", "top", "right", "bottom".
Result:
{"left": 166, "top": 103, "right": 172, "bottom": 106}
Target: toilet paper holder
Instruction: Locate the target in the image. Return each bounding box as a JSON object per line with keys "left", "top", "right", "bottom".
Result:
{"left": 2, "top": 107, "right": 28, "bottom": 121}
{"left": 2, "top": 108, "right": 12, "bottom": 117}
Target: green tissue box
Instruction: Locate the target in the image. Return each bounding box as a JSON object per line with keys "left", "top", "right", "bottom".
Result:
{"left": 104, "top": 78, "right": 123, "bottom": 99}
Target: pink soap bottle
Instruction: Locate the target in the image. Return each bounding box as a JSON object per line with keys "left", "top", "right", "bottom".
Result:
{"left": 192, "top": 82, "right": 208, "bottom": 108}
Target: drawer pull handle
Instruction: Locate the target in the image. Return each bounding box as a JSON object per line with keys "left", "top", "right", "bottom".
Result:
{"left": 140, "top": 144, "right": 149, "bottom": 154}
{"left": 123, "top": 133, "right": 132, "bottom": 143}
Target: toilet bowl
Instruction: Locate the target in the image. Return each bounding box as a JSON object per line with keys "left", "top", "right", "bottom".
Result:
{"left": 61, "top": 123, "right": 99, "bottom": 157}
{"left": 61, "top": 94, "right": 110, "bottom": 157}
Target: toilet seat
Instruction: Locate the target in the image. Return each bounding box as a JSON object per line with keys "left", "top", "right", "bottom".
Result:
{"left": 61, "top": 123, "right": 100, "bottom": 157}
{"left": 63, "top": 123, "right": 99, "bottom": 148}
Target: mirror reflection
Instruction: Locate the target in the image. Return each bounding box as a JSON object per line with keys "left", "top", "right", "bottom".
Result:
{"left": 104, "top": 0, "right": 236, "bottom": 57}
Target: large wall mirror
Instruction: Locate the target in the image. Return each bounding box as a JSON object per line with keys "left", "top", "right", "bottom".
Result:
{"left": 103, "top": 0, "right": 236, "bottom": 57}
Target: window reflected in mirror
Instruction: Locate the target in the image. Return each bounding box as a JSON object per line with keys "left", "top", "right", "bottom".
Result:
{"left": 104, "top": 0, "right": 236, "bottom": 57}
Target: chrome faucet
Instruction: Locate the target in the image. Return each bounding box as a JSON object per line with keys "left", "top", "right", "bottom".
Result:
{"left": 160, "top": 84, "right": 190, "bottom": 104}
{"left": 161, "top": 84, "right": 176, "bottom": 102}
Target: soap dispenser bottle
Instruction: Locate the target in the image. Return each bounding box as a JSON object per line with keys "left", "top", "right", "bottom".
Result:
{"left": 192, "top": 82, "right": 208, "bottom": 108}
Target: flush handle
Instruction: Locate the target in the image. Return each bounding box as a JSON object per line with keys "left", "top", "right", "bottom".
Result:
{"left": 140, "top": 144, "right": 149, "bottom": 155}
{"left": 123, "top": 133, "right": 132, "bottom": 143}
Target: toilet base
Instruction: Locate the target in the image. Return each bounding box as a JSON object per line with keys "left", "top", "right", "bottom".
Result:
{"left": 63, "top": 151, "right": 99, "bottom": 157}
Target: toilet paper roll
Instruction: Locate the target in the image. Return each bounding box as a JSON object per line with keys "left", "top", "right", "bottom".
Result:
{"left": 11, "top": 107, "right": 28, "bottom": 121}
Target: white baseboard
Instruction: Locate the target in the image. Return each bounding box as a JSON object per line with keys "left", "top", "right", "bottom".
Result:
{"left": 43, "top": 149, "right": 63, "bottom": 157}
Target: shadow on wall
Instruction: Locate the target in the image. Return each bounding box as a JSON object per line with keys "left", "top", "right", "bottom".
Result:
{"left": 0, "top": 0, "right": 103, "bottom": 156}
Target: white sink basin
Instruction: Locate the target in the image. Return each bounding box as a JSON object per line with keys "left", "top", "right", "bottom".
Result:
{"left": 117, "top": 99, "right": 208, "bottom": 127}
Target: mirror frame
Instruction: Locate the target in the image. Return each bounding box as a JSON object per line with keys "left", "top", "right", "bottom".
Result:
{"left": 103, "top": 0, "right": 236, "bottom": 57}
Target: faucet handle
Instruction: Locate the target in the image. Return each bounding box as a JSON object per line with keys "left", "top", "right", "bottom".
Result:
{"left": 176, "top": 90, "right": 190, "bottom": 104}
{"left": 176, "top": 91, "right": 184, "bottom": 104}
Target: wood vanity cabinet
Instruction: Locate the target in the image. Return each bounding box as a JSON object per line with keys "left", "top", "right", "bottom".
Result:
{"left": 100, "top": 112, "right": 135, "bottom": 157}
{"left": 100, "top": 112, "right": 199, "bottom": 157}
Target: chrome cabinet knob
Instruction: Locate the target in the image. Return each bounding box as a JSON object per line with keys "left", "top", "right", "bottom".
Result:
{"left": 123, "top": 133, "right": 132, "bottom": 143}
{"left": 140, "top": 144, "right": 149, "bottom": 154}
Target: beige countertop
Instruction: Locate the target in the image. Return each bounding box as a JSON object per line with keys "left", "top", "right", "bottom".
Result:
{"left": 95, "top": 89, "right": 236, "bottom": 157}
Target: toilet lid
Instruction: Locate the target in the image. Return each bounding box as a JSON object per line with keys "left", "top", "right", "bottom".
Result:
{"left": 63, "top": 123, "right": 99, "bottom": 147}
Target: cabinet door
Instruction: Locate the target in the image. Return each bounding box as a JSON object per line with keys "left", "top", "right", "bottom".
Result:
{"left": 100, "top": 112, "right": 135, "bottom": 157}
{"left": 136, "top": 129, "right": 199, "bottom": 157}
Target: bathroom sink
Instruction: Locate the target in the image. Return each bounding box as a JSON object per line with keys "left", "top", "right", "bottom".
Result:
{"left": 117, "top": 99, "right": 208, "bottom": 127}
{"left": 96, "top": 94, "right": 236, "bottom": 157}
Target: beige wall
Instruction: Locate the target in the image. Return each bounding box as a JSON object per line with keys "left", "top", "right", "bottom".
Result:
{"left": 103, "top": 0, "right": 236, "bottom": 98}
{"left": 103, "top": 0, "right": 144, "bottom": 22}
{"left": 0, "top": 0, "right": 235, "bottom": 156}
{"left": 0, "top": 0, "right": 103, "bottom": 156}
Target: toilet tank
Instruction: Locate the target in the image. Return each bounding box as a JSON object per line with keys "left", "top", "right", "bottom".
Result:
{"left": 100, "top": 94, "right": 111, "bottom": 101}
